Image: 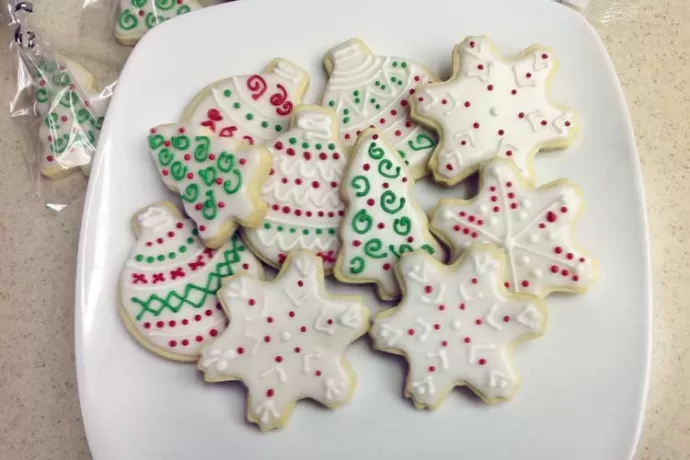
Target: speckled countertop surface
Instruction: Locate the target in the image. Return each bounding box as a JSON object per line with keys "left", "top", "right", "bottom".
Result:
{"left": 0, "top": 0, "right": 688, "bottom": 458}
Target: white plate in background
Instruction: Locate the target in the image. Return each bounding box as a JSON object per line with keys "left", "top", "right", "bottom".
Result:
{"left": 76, "top": 0, "right": 651, "bottom": 458}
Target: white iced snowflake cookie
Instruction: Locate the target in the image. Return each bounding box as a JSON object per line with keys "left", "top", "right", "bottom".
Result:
{"left": 334, "top": 128, "right": 443, "bottom": 300}
{"left": 115, "top": 0, "right": 202, "bottom": 46}
{"left": 370, "top": 245, "right": 547, "bottom": 407}
{"left": 33, "top": 57, "right": 108, "bottom": 178}
{"left": 411, "top": 36, "right": 579, "bottom": 186}
{"left": 242, "top": 105, "right": 347, "bottom": 272}
{"left": 322, "top": 39, "right": 437, "bottom": 179}
{"left": 182, "top": 59, "right": 309, "bottom": 147}
{"left": 119, "top": 202, "right": 263, "bottom": 362}
{"left": 430, "top": 158, "right": 597, "bottom": 297}
{"left": 198, "top": 250, "right": 369, "bottom": 431}
{"left": 148, "top": 123, "right": 272, "bottom": 249}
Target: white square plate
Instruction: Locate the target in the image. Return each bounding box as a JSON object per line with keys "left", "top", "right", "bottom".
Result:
{"left": 76, "top": 0, "right": 651, "bottom": 458}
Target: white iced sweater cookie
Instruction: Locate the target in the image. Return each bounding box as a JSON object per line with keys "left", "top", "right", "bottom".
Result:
{"left": 119, "top": 204, "right": 262, "bottom": 360}
{"left": 243, "top": 105, "right": 347, "bottom": 271}
{"left": 412, "top": 36, "right": 578, "bottom": 185}
{"left": 371, "top": 246, "right": 547, "bottom": 407}
{"left": 183, "top": 59, "right": 309, "bottom": 147}
{"left": 321, "top": 39, "right": 437, "bottom": 178}
{"left": 199, "top": 251, "right": 369, "bottom": 431}
{"left": 430, "top": 158, "right": 597, "bottom": 297}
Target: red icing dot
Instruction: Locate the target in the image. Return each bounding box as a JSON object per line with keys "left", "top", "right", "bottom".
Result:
{"left": 510, "top": 203, "right": 518, "bottom": 209}
{"left": 333, "top": 153, "right": 341, "bottom": 160}
{"left": 195, "top": 203, "right": 203, "bottom": 211}
{"left": 194, "top": 314, "right": 202, "bottom": 322}
{"left": 312, "top": 181, "right": 320, "bottom": 189}
{"left": 565, "top": 121, "right": 572, "bottom": 127}
{"left": 182, "top": 339, "right": 189, "bottom": 346}
{"left": 526, "top": 72, "right": 532, "bottom": 79}
{"left": 487, "top": 84, "right": 494, "bottom": 91}
{"left": 264, "top": 335, "right": 271, "bottom": 343}
{"left": 242, "top": 263, "right": 249, "bottom": 270}
{"left": 182, "top": 319, "right": 189, "bottom": 325}
{"left": 187, "top": 173, "right": 194, "bottom": 179}
{"left": 286, "top": 148, "right": 295, "bottom": 156}
{"left": 237, "top": 347, "right": 245, "bottom": 354}
{"left": 274, "top": 141, "right": 283, "bottom": 150}
{"left": 447, "top": 164, "right": 455, "bottom": 171}
{"left": 161, "top": 169, "right": 168, "bottom": 175}
{"left": 395, "top": 130, "right": 402, "bottom": 137}
{"left": 345, "top": 134, "right": 351, "bottom": 140}
{"left": 424, "top": 285, "right": 433, "bottom": 294}
{"left": 294, "top": 347, "right": 301, "bottom": 353}
{"left": 282, "top": 206, "right": 291, "bottom": 214}
{"left": 408, "top": 329, "right": 415, "bottom": 336}
{"left": 428, "top": 366, "right": 436, "bottom": 372}
{"left": 275, "top": 356, "right": 283, "bottom": 363}
{"left": 464, "top": 337, "right": 471, "bottom": 343}
{"left": 353, "top": 240, "right": 362, "bottom": 247}
{"left": 471, "top": 278, "right": 478, "bottom": 284}
{"left": 469, "top": 41, "right": 476, "bottom": 48}
{"left": 266, "top": 316, "right": 274, "bottom": 323}
{"left": 464, "top": 101, "right": 471, "bottom": 108}
{"left": 522, "top": 280, "right": 530, "bottom": 287}
{"left": 144, "top": 322, "right": 151, "bottom": 329}
{"left": 554, "top": 246, "right": 563, "bottom": 254}
{"left": 367, "top": 198, "right": 375, "bottom": 206}
{"left": 377, "top": 223, "right": 385, "bottom": 229}
{"left": 453, "top": 225, "right": 461, "bottom": 231}
{"left": 199, "top": 225, "right": 206, "bottom": 232}
{"left": 503, "top": 316, "right": 511, "bottom": 323}
{"left": 209, "top": 154, "right": 216, "bottom": 160}
{"left": 519, "top": 112, "right": 526, "bottom": 119}
{"left": 320, "top": 152, "right": 328, "bottom": 160}
{"left": 196, "top": 336, "right": 203, "bottom": 342}
{"left": 573, "top": 275, "right": 580, "bottom": 282}
{"left": 205, "top": 309, "right": 213, "bottom": 316}
{"left": 304, "top": 152, "right": 311, "bottom": 160}
{"left": 417, "top": 98, "right": 424, "bottom": 103}
{"left": 475, "top": 319, "right": 483, "bottom": 325}
{"left": 498, "top": 129, "right": 505, "bottom": 136}
{"left": 210, "top": 329, "right": 218, "bottom": 337}
{"left": 477, "top": 64, "right": 484, "bottom": 70}
{"left": 460, "top": 303, "right": 466, "bottom": 310}
{"left": 551, "top": 265, "right": 559, "bottom": 273}
{"left": 164, "top": 140, "right": 171, "bottom": 147}
{"left": 176, "top": 222, "right": 183, "bottom": 229}
{"left": 439, "top": 305, "right": 446, "bottom": 311}
{"left": 579, "top": 257, "right": 586, "bottom": 263}
{"left": 561, "top": 206, "right": 569, "bottom": 213}
{"left": 383, "top": 263, "right": 392, "bottom": 271}
{"left": 547, "top": 211, "right": 558, "bottom": 223}
{"left": 441, "top": 99, "right": 448, "bottom": 105}
{"left": 542, "top": 53, "right": 549, "bottom": 59}
{"left": 295, "top": 178, "right": 303, "bottom": 185}
{"left": 266, "top": 389, "right": 275, "bottom": 397}
{"left": 184, "top": 154, "right": 191, "bottom": 161}
{"left": 315, "top": 370, "right": 322, "bottom": 377}
{"left": 567, "top": 253, "right": 575, "bottom": 260}
{"left": 562, "top": 269, "right": 570, "bottom": 277}
{"left": 363, "top": 163, "right": 370, "bottom": 171}
{"left": 301, "top": 326, "right": 307, "bottom": 333}
{"left": 297, "top": 280, "right": 304, "bottom": 287}
{"left": 473, "top": 122, "right": 480, "bottom": 129}
{"left": 504, "top": 282, "right": 511, "bottom": 288}
{"left": 442, "top": 340, "right": 448, "bottom": 347}
{"left": 433, "top": 323, "right": 441, "bottom": 330}
{"left": 511, "top": 89, "right": 517, "bottom": 95}
{"left": 541, "top": 120, "right": 548, "bottom": 126}
{"left": 479, "top": 358, "right": 487, "bottom": 366}
{"left": 169, "top": 340, "right": 177, "bottom": 347}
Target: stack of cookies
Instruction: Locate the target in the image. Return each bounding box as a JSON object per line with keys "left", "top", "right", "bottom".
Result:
{"left": 118, "top": 36, "right": 598, "bottom": 431}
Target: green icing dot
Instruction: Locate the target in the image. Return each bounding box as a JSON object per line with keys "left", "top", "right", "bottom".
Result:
{"left": 187, "top": 237, "right": 194, "bottom": 244}
{"left": 192, "top": 229, "right": 199, "bottom": 236}
{"left": 344, "top": 109, "right": 350, "bottom": 116}
{"left": 233, "top": 102, "right": 240, "bottom": 109}
{"left": 246, "top": 113, "right": 254, "bottom": 120}
{"left": 302, "top": 142, "right": 309, "bottom": 149}
{"left": 328, "top": 143, "right": 336, "bottom": 150}
{"left": 405, "top": 160, "right": 410, "bottom": 165}
{"left": 393, "top": 61, "right": 399, "bottom": 67}
{"left": 157, "top": 255, "right": 165, "bottom": 262}
{"left": 289, "top": 137, "right": 297, "bottom": 145}
{"left": 168, "top": 252, "right": 176, "bottom": 259}
{"left": 381, "top": 85, "right": 387, "bottom": 90}
{"left": 261, "top": 121, "right": 269, "bottom": 128}
{"left": 328, "top": 100, "right": 335, "bottom": 107}
{"left": 264, "top": 222, "right": 271, "bottom": 229}
{"left": 375, "top": 80, "right": 381, "bottom": 86}
{"left": 354, "top": 90, "right": 360, "bottom": 96}
{"left": 316, "top": 229, "right": 323, "bottom": 235}
{"left": 370, "top": 98, "right": 376, "bottom": 103}
{"left": 223, "top": 89, "right": 232, "bottom": 97}
{"left": 302, "top": 229, "right": 309, "bottom": 235}
{"left": 355, "top": 98, "right": 361, "bottom": 104}
{"left": 135, "top": 254, "right": 144, "bottom": 262}
{"left": 375, "top": 104, "right": 382, "bottom": 110}
{"left": 277, "top": 225, "right": 284, "bottom": 232}
{"left": 397, "top": 80, "right": 403, "bottom": 86}
{"left": 180, "top": 246, "right": 187, "bottom": 253}
{"left": 315, "top": 143, "right": 323, "bottom": 149}
{"left": 328, "top": 229, "right": 336, "bottom": 235}
{"left": 391, "top": 77, "right": 398, "bottom": 83}
{"left": 402, "top": 62, "right": 408, "bottom": 68}
{"left": 343, "top": 117, "right": 350, "bottom": 124}
{"left": 146, "top": 256, "right": 155, "bottom": 263}
{"left": 289, "top": 228, "right": 296, "bottom": 234}
{"left": 275, "top": 125, "right": 282, "bottom": 132}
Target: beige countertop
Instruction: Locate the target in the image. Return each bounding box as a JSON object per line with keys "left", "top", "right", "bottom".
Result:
{"left": 0, "top": 0, "right": 688, "bottom": 458}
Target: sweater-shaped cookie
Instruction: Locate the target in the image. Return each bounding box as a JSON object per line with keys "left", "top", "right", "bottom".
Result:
{"left": 119, "top": 203, "right": 263, "bottom": 361}
{"left": 199, "top": 250, "right": 369, "bottom": 431}
{"left": 430, "top": 158, "right": 597, "bottom": 297}
{"left": 370, "top": 246, "right": 547, "bottom": 408}
{"left": 411, "top": 36, "right": 578, "bottom": 186}
{"left": 183, "top": 59, "right": 309, "bottom": 147}
{"left": 116, "top": 0, "right": 201, "bottom": 46}
{"left": 334, "top": 128, "right": 443, "bottom": 300}
{"left": 148, "top": 124, "right": 272, "bottom": 248}
{"left": 242, "top": 105, "right": 347, "bottom": 272}
{"left": 34, "top": 57, "right": 107, "bottom": 178}
{"left": 321, "top": 39, "right": 437, "bottom": 179}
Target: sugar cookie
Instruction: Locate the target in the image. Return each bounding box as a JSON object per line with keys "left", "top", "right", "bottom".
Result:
{"left": 119, "top": 202, "right": 263, "bottom": 361}
{"left": 115, "top": 0, "right": 202, "bottom": 46}
{"left": 322, "top": 39, "right": 437, "bottom": 179}
{"left": 242, "top": 105, "right": 347, "bottom": 272}
{"left": 182, "top": 59, "right": 309, "bottom": 147}
{"left": 334, "top": 128, "right": 443, "bottom": 300}
{"left": 148, "top": 123, "right": 272, "bottom": 248}
{"left": 199, "top": 250, "right": 369, "bottom": 431}
{"left": 370, "top": 245, "right": 547, "bottom": 408}
{"left": 430, "top": 158, "right": 597, "bottom": 297}
{"left": 411, "top": 36, "right": 578, "bottom": 185}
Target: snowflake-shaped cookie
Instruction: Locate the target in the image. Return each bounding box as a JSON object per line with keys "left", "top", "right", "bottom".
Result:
{"left": 430, "top": 158, "right": 597, "bottom": 297}
{"left": 370, "top": 246, "right": 547, "bottom": 407}
{"left": 411, "top": 36, "right": 578, "bottom": 185}
{"left": 199, "top": 250, "right": 369, "bottom": 431}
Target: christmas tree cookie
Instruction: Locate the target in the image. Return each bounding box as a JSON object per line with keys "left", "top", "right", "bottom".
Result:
{"left": 115, "top": 0, "right": 202, "bottom": 46}
{"left": 148, "top": 123, "right": 272, "bottom": 248}
{"left": 199, "top": 250, "right": 369, "bottom": 431}
{"left": 321, "top": 39, "right": 437, "bottom": 179}
{"left": 334, "top": 128, "right": 443, "bottom": 300}
{"left": 242, "top": 105, "right": 347, "bottom": 272}
{"left": 370, "top": 245, "right": 547, "bottom": 408}
{"left": 119, "top": 202, "right": 263, "bottom": 361}
{"left": 411, "top": 36, "right": 579, "bottom": 186}
{"left": 182, "top": 59, "right": 309, "bottom": 147}
{"left": 430, "top": 158, "right": 597, "bottom": 297}
{"left": 33, "top": 57, "right": 108, "bottom": 178}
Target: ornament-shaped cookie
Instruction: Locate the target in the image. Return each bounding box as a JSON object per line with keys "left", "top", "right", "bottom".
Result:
{"left": 322, "top": 39, "right": 437, "bottom": 179}
{"left": 148, "top": 123, "right": 272, "bottom": 248}
{"left": 119, "top": 202, "right": 263, "bottom": 361}
{"left": 183, "top": 59, "right": 309, "bottom": 147}
{"left": 430, "top": 158, "right": 597, "bottom": 297}
{"left": 370, "top": 246, "right": 547, "bottom": 408}
{"left": 242, "top": 105, "right": 347, "bottom": 272}
{"left": 115, "top": 0, "right": 202, "bottom": 46}
{"left": 33, "top": 57, "right": 108, "bottom": 178}
{"left": 199, "top": 250, "right": 369, "bottom": 431}
{"left": 411, "top": 36, "right": 578, "bottom": 186}
{"left": 334, "top": 128, "right": 443, "bottom": 300}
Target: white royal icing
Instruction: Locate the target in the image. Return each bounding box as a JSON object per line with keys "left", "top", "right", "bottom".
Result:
{"left": 431, "top": 158, "right": 596, "bottom": 296}
{"left": 321, "top": 39, "right": 437, "bottom": 177}
{"left": 370, "top": 247, "right": 547, "bottom": 407}
{"left": 119, "top": 205, "right": 262, "bottom": 358}
{"left": 184, "top": 59, "right": 309, "bottom": 147}
{"left": 336, "top": 129, "right": 443, "bottom": 299}
{"left": 243, "top": 106, "right": 348, "bottom": 270}
{"left": 115, "top": 0, "right": 201, "bottom": 44}
{"left": 413, "top": 36, "right": 577, "bottom": 183}
{"left": 148, "top": 123, "right": 271, "bottom": 246}
{"left": 199, "top": 251, "right": 369, "bottom": 431}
